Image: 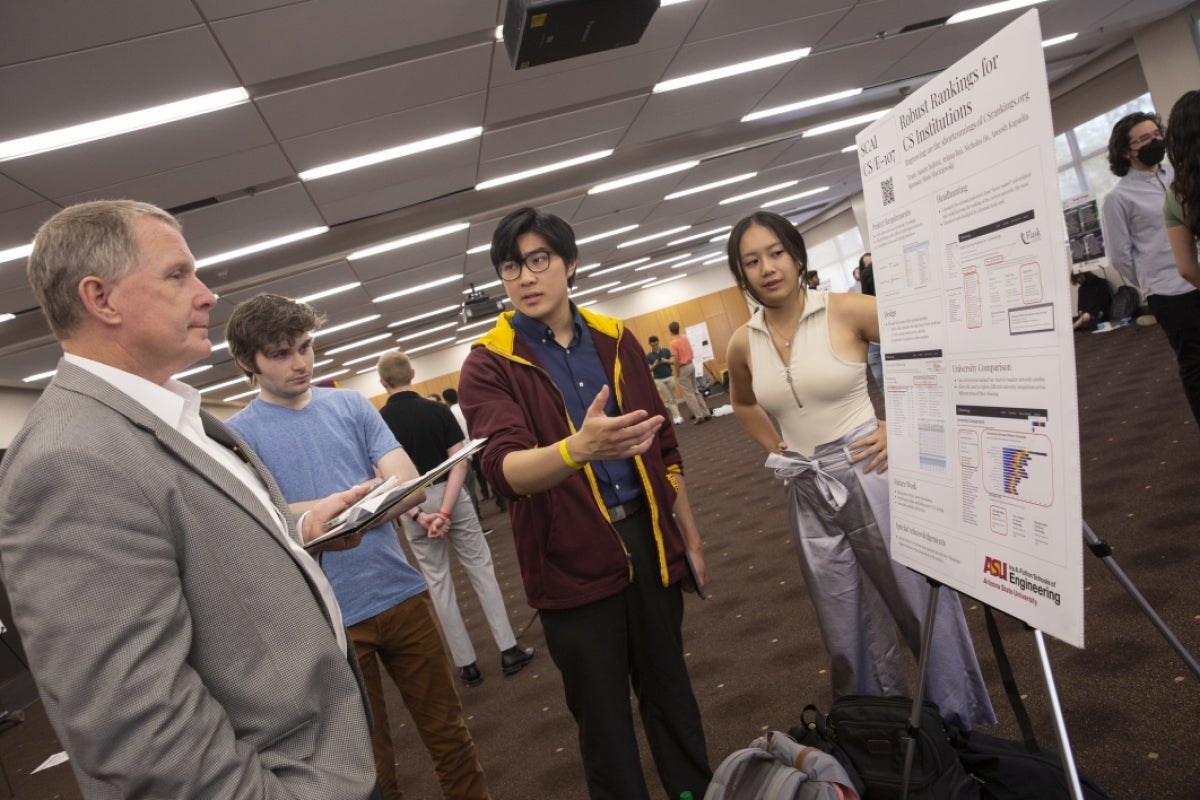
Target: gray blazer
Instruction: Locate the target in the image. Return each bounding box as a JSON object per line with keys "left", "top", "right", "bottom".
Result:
{"left": 0, "top": 361, "right": 376, "bottom": 799}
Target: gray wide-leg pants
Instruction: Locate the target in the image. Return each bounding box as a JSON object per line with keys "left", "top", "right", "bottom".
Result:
{"left": 779, "top": 420, "right": 996, "bottom": 730}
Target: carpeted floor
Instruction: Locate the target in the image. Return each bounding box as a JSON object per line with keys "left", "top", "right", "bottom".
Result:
{"left": 2, "top": 321, "right": 1198, "bottom": 798}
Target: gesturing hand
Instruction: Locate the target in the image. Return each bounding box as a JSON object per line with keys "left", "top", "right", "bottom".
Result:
{"left": 569, "top": 385, "right": 664, "bottom": 464}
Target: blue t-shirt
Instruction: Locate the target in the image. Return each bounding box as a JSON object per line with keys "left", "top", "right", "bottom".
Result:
{"left": 229, "top": 387, "right": 427, "bottom": 626}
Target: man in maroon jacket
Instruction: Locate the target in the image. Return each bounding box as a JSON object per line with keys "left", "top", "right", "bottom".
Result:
{"left": 459, "top": 207, "right": 711, "bottom": 800}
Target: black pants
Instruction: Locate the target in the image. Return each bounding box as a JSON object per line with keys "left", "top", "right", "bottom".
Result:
{"left": 1148, "top": 290, "right": 1200, "bottom": 425}
{"left": 540, "top": 508, "right": 710, "bottom": 800}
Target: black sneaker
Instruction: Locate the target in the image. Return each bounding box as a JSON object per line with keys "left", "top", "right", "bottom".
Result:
{"left": 459, "top": 663, "right": 483, "bottom": 687}
{"left": 500, "top": 645, "right": 536, "bottom": 676}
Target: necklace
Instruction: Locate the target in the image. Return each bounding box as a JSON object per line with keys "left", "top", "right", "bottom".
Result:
{"left": 763, "top": 312, "right": 805, "bottom": 409}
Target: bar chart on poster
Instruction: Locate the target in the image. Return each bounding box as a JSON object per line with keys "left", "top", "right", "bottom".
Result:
{"left": 857, "top": 10, "right": 1084, "bottom": 647}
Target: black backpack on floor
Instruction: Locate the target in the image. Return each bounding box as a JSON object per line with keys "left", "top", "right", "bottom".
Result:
{"left": 952, "top": 608, "right": 1111, "bottom": 800}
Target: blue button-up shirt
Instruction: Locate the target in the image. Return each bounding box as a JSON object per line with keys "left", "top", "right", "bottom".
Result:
{"left": 510, "top": 305, "right": 642, "bottom": 508}
{"left": 1101, "top": 163, "right": 1193, "bottom": 298}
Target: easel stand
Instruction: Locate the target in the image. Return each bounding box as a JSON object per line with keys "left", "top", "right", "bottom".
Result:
{"left": 1082, "top": 520, "right": 1200, "bottom": 680}
{"left": 899, "top": 577, "right": 1088, "bottom": 800}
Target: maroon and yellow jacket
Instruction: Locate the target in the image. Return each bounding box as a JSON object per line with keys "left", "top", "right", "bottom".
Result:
{"left": 460, "top": 308, "right": 690, "bottom": 610}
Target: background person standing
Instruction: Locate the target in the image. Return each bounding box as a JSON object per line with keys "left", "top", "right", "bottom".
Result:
{"left": 378, "top": 349, "right": 535, "bottom": 688}
{"left": 668, "top": 321, "right": 712, "bottom": 425}
{"left": 1102, "top": 110, "right": 1200, "bottom": 425}
{"left": 647, "top": 335, "right": 684, "bottom": 424}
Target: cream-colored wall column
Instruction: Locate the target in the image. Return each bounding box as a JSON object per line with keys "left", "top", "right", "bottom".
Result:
{"left": 1133, "top": 5, "right": 1200, "bottom": 116}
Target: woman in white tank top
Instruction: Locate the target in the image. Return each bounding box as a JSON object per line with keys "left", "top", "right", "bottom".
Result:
{"left": 724, "top": 211, "right": 995, "bottom": 731}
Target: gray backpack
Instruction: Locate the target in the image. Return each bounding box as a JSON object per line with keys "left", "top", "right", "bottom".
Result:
{"left": 705, "top": 730, "right": 860, "bottom": 800}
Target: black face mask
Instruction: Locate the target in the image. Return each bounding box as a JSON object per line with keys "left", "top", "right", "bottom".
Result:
{"left": 1135, "top": 138, "right": 1166, "bottom": 167}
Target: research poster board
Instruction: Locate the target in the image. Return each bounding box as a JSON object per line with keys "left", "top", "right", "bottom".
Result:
{"left": 856, "top": 10, "right": 1084, "bottom": 646}
{"left": 686, "top": 321, "right": 715, "bottom": 366}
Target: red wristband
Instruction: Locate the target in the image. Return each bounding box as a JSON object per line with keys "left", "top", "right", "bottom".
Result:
{"left": 435, "top": 510, "right": 451, "bottom": 520}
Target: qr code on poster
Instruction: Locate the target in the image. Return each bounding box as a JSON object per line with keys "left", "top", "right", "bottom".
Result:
{"left": 881, "top": 176, "right": 895, "bottom": 206}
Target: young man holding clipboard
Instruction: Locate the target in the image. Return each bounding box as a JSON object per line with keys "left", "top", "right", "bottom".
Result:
{"left": 226, "top": 293, "right": 489, "bottom": 800}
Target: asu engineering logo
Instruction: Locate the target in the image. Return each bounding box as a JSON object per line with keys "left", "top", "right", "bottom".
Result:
{"left": 983, "top": 556, "right": 1008, "bottom": 580}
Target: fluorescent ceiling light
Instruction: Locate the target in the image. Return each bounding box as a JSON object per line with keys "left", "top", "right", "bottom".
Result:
{"left": 576, "top": 224, "right": 639, "bottom": 245}
{"left": 407, "top": 336, "right": 457, "bottom": 354}
{"left": 349, "top": 222, "right": 469, "bottom": 260}
{"left": 644, "top": 273, "right": 688, "bottom": 289}
{"left": 947, "top": 0, "right": 1049, "bottom": 24}
{"left": 476, "top": 149, "right": 613, "bottom": 190}
{"left": 577, "top": 299, "right": 598, "bottom": 308}
{"left": 634, "top": 253, "right": 693, "bottom": 271}
{"left": 195, "top": 226, "right": 328, "bottom": 269}
{"left": 397, "top": 321, "right": 458, "bottom": 342}
{"left": 574, "top": 262, "right": 602, "bottom": 274}
{"left": 664, "top": 173, "right": 757, "bottom": 200}
{"left": 314, "top": 314, "right": 380, "bottom": 337}
{"left": 608, "top": 278, "right": 656, "bottom": 293}
{"left": 374, "top": 274, "right": 461, "bottom": 303}
{"left": 673, "top": 251, "right": 722, "bottom": 267}
{"left": 463, "top": 279, "right": 502, "bottom": 293}
{"left": 1042, "top": 33, "right": 1078, "bottom": 48}
{"left": 841, "top": 144, "right": 857, "bottom": 153}
{"left": 589, "top": 161, "right": 698, "bottom": 194}
{"left": 199, "top": 376, "right": 246, "bottom": 395}
{"left": 324, "top": 333, "right": 393, "bottom": 355}
{"left": 300, "top": 127, "right": 482, "bottom": 181}
{"left": 742, "top": 88, "right": 864, "bottom": 123}
{"left": 387, "top": 304, "right": 460, "bottom": 328}
{"left": 703, "top": 255, "right": 728, "bottom": 265}
{"left": 720, "top": 180, "right": 798, "bottom": 205}
{"left": 802, "top": 109, "right": 888, "bottom": 137}
{"left": 344, "top": 347, "right": 402, "bottom": 366}
{"left": 764, "top": 186, "right": 829, "bottom": 207}
{"left": 618, "top": 226, "right": 691, "bottom": 248}
{"left": 653, "top": 48, "right": 810, "bottom": 94}
{"left": 22, "top": 369, "right": 57, "bottom": 383}
{"left": 172, "top": 364, "right": 211, "bottom": 380}
{"left": 0, "top": 312, "right": 13, "bottom": 323}
{"left": 296, "top": 282, "right": 361, "bottom": 305}
{"left": 590, "top": 257, "right": 650, "bottom": 278}
{"left": 0, "top": 88, "right": 249, "bottom": 162}
{"left": 313, "top": 358, "right": 334, "bottom": 369}
{"left": 495, "top": 24, "right": 504, "bottom": 40}
{"left": 458, "top": 317, "right": 501, "bottom": 332}
{"left": 312, "top": 369, "right": 349, "bottom": 384}
{"left": 224, "top": 387, "right": 259, "bottom": 402}
{"left": 466, "top": 243, "right": 491, "bottom": 254}
{"left": 0, "top": 243, "right": 33, "bottom": 264}
{"left": 668, "top": 226, "right": 731, "bottom": 246}
{"left": 569, "top": 281, "right": 621, "bottom": 299}
{"left": 210, "top": 340, "right": 229, "bottom": 353}
{"left": 660, "top": 0, "right": 694, "bottom": 5}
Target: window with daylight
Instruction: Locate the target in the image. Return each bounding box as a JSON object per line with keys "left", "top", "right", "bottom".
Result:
{"left": 1056, "top": 92, "right": 1154, "bottom": 205}
{"left": 801, "top": 210, "right": 865, "bottom": 292}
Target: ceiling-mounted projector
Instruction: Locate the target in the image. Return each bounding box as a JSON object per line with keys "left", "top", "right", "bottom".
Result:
{"left": 502, "top": 0, "right": 660, "bottom": 70}
{"left": 462, "top": 287, "right": 506, "bottom": 323}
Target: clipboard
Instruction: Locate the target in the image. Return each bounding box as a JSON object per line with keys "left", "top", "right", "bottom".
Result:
{"left": 304, "top": 438, "right": 486, "bottom": 550}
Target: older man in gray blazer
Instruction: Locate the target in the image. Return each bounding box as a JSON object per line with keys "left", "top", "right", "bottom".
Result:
{"left": 0, "top": 200, "right": 388, "bottom": 798}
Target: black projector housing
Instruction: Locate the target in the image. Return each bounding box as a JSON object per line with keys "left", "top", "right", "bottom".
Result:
{"left": 462, "top": 290, "right": 506, "bottom": 323}
{"left": 502, "top": 0, "right": 660, "bottom": 70}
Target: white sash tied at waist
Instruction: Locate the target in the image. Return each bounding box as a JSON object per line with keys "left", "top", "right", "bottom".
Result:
{"left": 765, "top": 450, "right": 851, "bottom": 511}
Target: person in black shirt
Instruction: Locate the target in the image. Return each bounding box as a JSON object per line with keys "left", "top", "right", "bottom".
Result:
{"left": 377, "top": 349, "right": 535, "bottom": 687}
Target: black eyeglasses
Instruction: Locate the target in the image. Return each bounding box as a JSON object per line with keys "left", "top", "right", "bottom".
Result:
{"left": 1129, "top": 128, "right": 1163, "bottom": 149}
{"left": 498, "top": 248, "right": 555, "bottom": 282}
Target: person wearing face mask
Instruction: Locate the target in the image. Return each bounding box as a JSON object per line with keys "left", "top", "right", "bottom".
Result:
{"left": 1101, "top": 110, "right": 1200, "bottom": 425}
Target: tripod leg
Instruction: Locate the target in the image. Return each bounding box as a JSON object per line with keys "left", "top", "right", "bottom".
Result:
{"left": 1034, "top": 630, "right": 1085, "bottom": 800}
{"left": 1083, "top": 522, "right": 1200, "bottom": 680}
{"left": 900, "top": 577, "right": 941, "bottom": 800}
